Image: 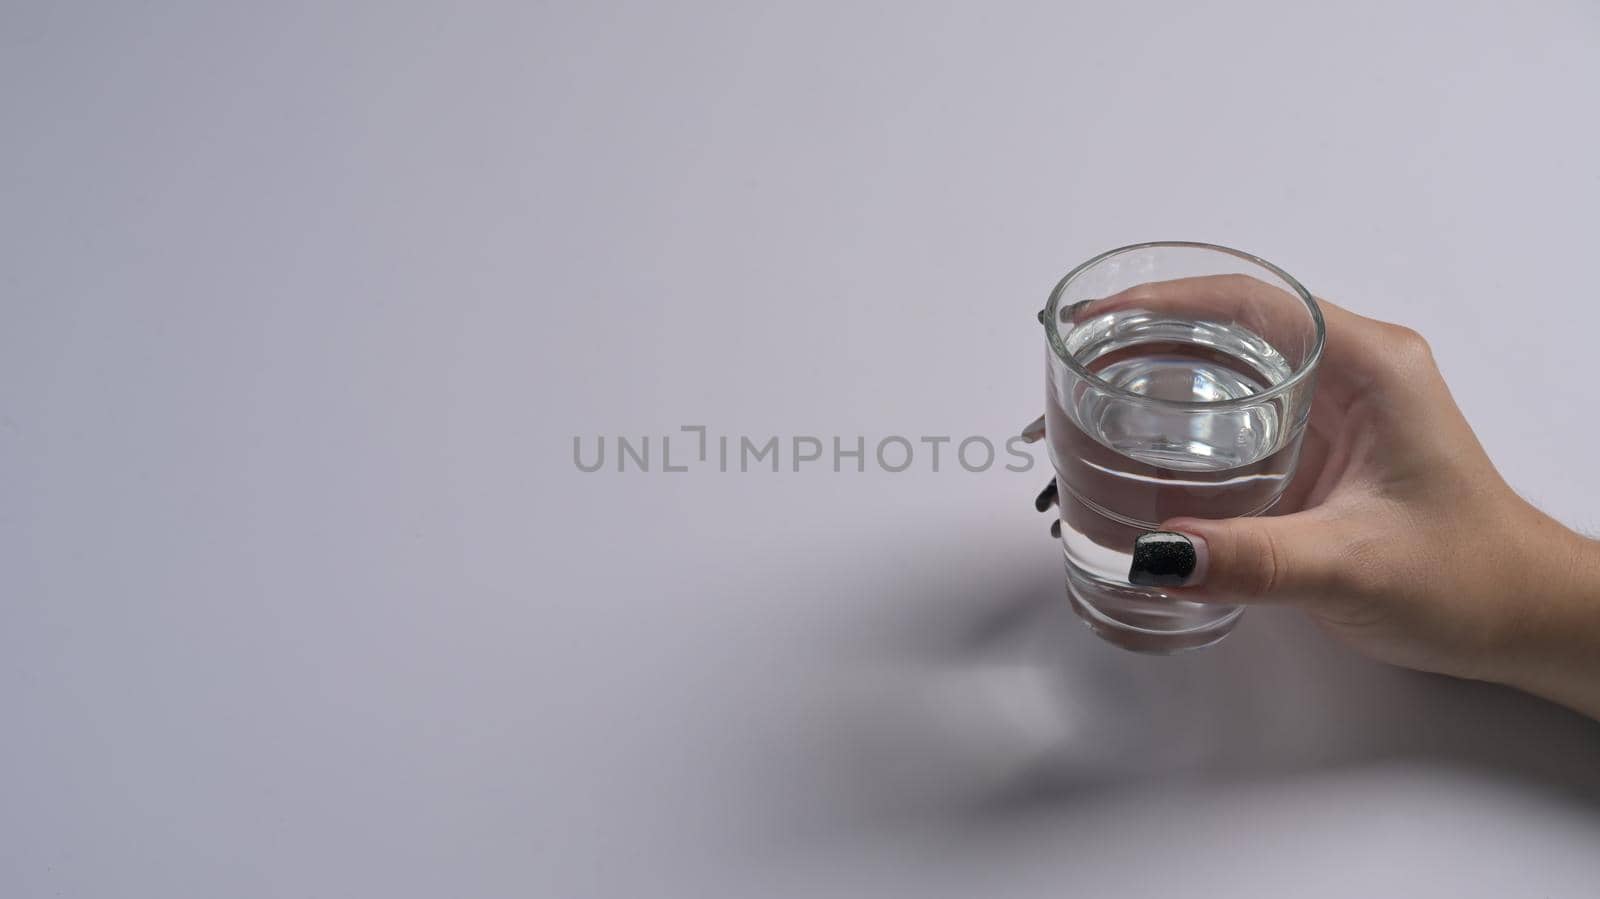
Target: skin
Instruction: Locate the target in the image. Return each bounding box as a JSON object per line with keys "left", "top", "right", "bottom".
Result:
{"left": 1031, "top": 276, "right": 1600, "bottom": 719}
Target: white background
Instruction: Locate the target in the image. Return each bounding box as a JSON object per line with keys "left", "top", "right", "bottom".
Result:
{"left": 5, "top": 1, "right": 1600, "bottom": 896}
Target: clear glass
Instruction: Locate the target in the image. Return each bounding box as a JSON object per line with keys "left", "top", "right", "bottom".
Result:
{"left": 1042, "top": 242, "right": 1324, "bottom": 653}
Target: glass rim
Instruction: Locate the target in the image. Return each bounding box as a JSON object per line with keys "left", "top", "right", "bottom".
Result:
{"left": 1043, "top": 241, "right": 1325, "bottom": 411}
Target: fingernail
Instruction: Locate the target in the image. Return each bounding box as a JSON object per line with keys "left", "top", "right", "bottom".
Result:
{"left": 1129, "top": 531, "right": 1207, "bottom": 587}
{"left": 1049, "top": 519, "right": 1061, "bottom": 539}
{"left": 1066, "top": 298, "right": 1098, "bottom": 323}
{"left": 1020, "top": 414, "right": 1046, "bottom": 443}
{"left": 1034, "top": 479, "right": 1058, "bottom": 513}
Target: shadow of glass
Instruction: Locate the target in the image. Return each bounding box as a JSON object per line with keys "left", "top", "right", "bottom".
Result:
{"left": 798, "top": 531, "right": 1600, "bottom": 837}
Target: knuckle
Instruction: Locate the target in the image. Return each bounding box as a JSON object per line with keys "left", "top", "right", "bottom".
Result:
{"left": 1216, "top": 273, "right": 1264, "bottom": 292}
{"left": 1387, "top": 324, "right": 1434, "bottom": 361}
{"left": 1255, "top": 526, "right": 1286, "bottom": 595}
{"left": 1224, "top": 524, "right": 1284, "bottom": 596}
{"left": 1367, "top": 323, "right": 1439, "bottom": 385}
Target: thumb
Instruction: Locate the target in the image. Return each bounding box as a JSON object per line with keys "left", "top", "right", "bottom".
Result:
{"left": 1133, "top": 513, "right": 1347, "bottom": 603}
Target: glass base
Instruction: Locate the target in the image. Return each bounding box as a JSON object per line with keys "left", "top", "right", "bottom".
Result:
{"left": 1063, "top": 554, "right": 1243, "bottom": 654}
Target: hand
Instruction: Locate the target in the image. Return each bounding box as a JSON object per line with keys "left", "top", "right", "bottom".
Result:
{"left": 1027, "top": 278, "right": 1600, "bottom": 718}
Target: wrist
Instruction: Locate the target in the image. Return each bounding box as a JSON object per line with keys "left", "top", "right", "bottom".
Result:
{"left": 1493, "top": 522, "right": 1600, "bottom": 718}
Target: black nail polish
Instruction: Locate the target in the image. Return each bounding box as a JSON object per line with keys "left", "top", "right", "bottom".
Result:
{"left": 1034, "top": 480, "right": 1058, "bottom": 512}
{"left": 1129, "top": 532, "right": 1196, "bottom": 587}
{"left": 1049, "top": 519, "right": 1061, "bottom": 539}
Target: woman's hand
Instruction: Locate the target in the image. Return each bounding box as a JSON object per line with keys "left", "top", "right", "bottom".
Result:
{"left": 1029, "top": 282, "right": 1600, "bottom": 718}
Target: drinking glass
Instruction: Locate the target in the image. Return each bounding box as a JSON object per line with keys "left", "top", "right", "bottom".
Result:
{"left": 1041, "top": 242, "right": 1324, "bottom": 652}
